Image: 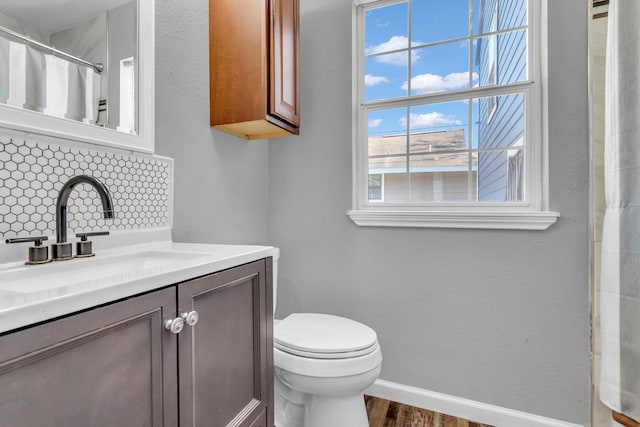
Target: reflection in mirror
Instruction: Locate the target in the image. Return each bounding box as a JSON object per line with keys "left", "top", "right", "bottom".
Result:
{"left": 0, "top": 0, "right": 138, "bottom": 135}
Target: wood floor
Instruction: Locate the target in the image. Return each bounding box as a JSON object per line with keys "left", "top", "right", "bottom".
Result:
{"left": 365, "top": 396, "right": 494, "bottom": 427}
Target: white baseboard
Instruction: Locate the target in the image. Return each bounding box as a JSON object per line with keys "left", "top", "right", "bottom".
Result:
{"left": 365, "top": 379, "right": 585, "bottom": 427}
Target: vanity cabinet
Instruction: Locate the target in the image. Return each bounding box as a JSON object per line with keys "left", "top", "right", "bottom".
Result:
{"left": 209, "top": 0, "right": 300, "bottom": 139}
{"left": 178, "top": 259, "right": 273, "bottom": 426}
{"left": 0, "top": 287, "right": 178, "bottom": 426}
{"left": 0, "top": 259, "right": 273, "bottom": 427}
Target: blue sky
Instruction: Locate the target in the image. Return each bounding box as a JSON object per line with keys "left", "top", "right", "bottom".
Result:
{"left": 363, "top": 0, "right": 528, "bottom": 145}
{"left": 363, "top": 0, "right": 482, "bottom": 144}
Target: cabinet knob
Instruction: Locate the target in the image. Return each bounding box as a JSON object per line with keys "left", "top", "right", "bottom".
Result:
{"left": 181, "top": 310, "right": 199, "bottom": 327}
{"left": 164, "top": 317, "right": 184, "bottom": 334}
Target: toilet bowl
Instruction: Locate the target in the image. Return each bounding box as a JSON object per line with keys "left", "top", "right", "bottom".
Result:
{"left": 272, "top": 250, "right": 383, "bottom": 427}
{"left": 273, "top": 313, "right": 382, "bottom": 427}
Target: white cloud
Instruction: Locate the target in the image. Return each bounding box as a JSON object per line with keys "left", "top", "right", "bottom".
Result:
{"left": 366, "top": 35, "right": 420, "bottom": 66}
{"left": 368, "top": 118, "right": 384, "bottom": 128}
{"left": 401, "top": 72, "right": 479, "bottom": 94}
{"left": 399, "top": 112, "right": 463, "bottom": 129}
{"left": 364, "top": 74, "right": 390, "bottom": 87}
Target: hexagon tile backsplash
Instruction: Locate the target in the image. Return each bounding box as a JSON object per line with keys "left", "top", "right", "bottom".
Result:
{"left": 0, "top": 136, "right": 172, "bottom": 240}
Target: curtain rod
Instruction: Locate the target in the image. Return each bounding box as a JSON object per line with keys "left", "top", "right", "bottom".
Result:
{"left": 0, "top": 25, "right": 103, "bottom": 73}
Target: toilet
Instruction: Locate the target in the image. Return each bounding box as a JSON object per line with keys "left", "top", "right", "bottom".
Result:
{"left": 272, "top": 250, "right": 383, "bottom": 427}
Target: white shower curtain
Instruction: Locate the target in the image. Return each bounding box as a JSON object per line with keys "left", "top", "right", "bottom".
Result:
{"left": 600, "top": 0, "right": 640, "bottom": 423}
{"left": 43, "top": 54, "right": 70, "bottom": 118}
{"left": 6, "top": 41, "right": 26, "bottom": 108}
{"left": 0, "top": 34, "right": 101, "bottom": 121}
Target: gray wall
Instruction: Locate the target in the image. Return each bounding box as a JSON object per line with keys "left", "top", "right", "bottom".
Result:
{"left": 268, "top": 0, "right": 590, "bottom": 424}
{"left": 153, "top": 0, "right": 590, "bottom": 423}
{"left": 155, "top": 0, "right": 269, "bottom": 245}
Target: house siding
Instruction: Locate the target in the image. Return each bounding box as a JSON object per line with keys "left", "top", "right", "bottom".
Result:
{"left": 477, "top": 0, "right": 527, "bottom": 201}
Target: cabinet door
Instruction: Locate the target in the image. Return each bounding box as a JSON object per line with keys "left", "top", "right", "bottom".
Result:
{"left": 270, "top": 0, "right": 300, "bottom": 128}
{"left": 178, "top": 259, "right": 274, "bottom": 427}
{"left": 0, "top": 288, "right": 178, "bottom": 427}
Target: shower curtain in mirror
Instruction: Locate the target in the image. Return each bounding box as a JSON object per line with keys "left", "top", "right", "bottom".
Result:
{"left": 0, "top": 36, "right": 101, "bottom": 124}
{"left": 600, "top": 0, "right": 640, "bottom": 422}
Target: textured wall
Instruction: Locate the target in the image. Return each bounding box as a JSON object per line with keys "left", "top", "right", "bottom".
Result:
{"left": 154, "top": 0, "right": 270, "bottom": 245}
{"left": 590, "top": 8, "right": 609, "bottom": 426}
{"left": 268, "top": 0, "right": 590, "bottom": 424}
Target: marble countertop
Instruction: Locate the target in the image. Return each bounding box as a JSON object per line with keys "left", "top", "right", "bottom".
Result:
{"left": 0, "top": 234, "right": 276, "bottom": 334}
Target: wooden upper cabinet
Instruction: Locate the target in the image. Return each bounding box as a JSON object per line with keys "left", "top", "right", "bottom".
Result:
{"left": 210, "top": 0, "right": 300, "bottom": 140}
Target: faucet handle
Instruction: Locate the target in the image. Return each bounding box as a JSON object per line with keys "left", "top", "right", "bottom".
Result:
{"left": 6, "top": 236, "right": 48, "bottom": 245}
{"left": 75, "top": 231, "right": 110, "bottom": 258}
{"left": 5, "top": 236, "right": 52, "bottom": 265}
{"left": 76, "top": 231, "right": 110, "bottom": 241}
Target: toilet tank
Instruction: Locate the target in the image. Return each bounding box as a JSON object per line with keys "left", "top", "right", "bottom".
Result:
{"left": 272, "top": 248, "right": 280, "bottom": 315}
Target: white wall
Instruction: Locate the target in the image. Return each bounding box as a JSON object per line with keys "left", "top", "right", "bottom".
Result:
{"left": 268, "top": 0, "right": 590, "bottom": 424}
{"left": 155, "top": 0, "right": 270, "bottom": 245}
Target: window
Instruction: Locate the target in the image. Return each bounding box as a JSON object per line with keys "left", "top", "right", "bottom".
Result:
{"left": 368, "top": 173, "right": 384, "bottom": 201}
{"left": 486, "top": 3, "right": 498, "bottom": 122}
{"left": 349, "top": 0, "right": 558, "bottom": 230}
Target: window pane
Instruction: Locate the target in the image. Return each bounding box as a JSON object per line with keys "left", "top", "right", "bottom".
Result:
{"left": 410, "top": 40, "right": 472, "bottom": 95}
{"left": 368, "top": 107, "right": 408, "bottom": 203}
{"left": 365, "top": 53, "right": 408, "bottom": 101}
{"left": 365, "top": 2, "right": 408, "bottom": 55}
{"left": 369, "top": 157, "right": 408, "bottom": 203}
{"left": 471, "top": 151, "right": 478, "bottom": 200}
{"left": 474, "top": 93, "right": 524, "bottom": 149}
{"left": 409, "top": 101, "right": 469, "bottom": 153}
{"left": 474, "top": 0, "right": 527, "bottom": 35}
{"left": 473, "top": 29, "right": 527, "bottom": 88}
{"left": 499, "top": 0, "right": 527, "bottom": 32}
{"left": 410, "top": 154, "right": 470, "bottom": 201}
{"left": 496, "top": 30, "right": 527, "bottom": 84}
{"left": 477, "top": 149, "right": 525, "bottom": 202}
{"left": 473, "top": 0, "right": 492, "bottom": 35}
{"left": 474, "top": 33, "right": 497, "bottom": 88}
{"left": 412, "top": 0, "right": 470, "bottom": 44}
{"left": 368, "top": 108, "right": 408, "bottom": 155}
{"left": 368, "top": 174, "right": 384, "bottom": 201}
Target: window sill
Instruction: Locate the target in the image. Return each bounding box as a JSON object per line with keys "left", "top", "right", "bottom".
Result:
{"left": 347, "top": 209, "right": 559, "bottom": 230}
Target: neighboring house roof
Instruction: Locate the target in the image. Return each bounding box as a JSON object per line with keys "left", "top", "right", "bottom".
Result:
{"left": 368, "top": 129, "right": 477, "bottom": 172}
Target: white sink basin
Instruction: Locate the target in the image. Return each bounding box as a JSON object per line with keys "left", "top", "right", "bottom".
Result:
{"left": 0, "top": 250, "right": 211, "bottom": 294}
{"left": 0, "top": 240, "right": 276, "bottom": 334}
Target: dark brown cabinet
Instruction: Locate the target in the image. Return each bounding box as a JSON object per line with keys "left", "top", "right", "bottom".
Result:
{"left": 0, "top": 259, "right": 273, "bottom": 427}
{"left": 178, "top": 260, "right": 273, "bottom": 426}
{"left": 0, "top": 287, "right": 178, "bottom": 426}
{"left": 209, "top": 0, "right": 300, "bottom": 139}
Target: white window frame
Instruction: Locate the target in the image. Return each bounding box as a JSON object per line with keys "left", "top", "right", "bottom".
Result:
{"left": 348, "top": 0, "right": 558, "bottom": 230}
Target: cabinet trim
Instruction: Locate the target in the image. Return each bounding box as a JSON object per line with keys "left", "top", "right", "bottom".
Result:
{"left": 269, "top": 0, "right": 300, "bottom": 127}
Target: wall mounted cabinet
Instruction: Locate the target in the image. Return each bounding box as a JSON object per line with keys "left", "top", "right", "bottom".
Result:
{"left": 209, "top": 0, "right": 300, "bottom": 139}
{"left": 0, "top": 259, "right": 273, "bottom": 427}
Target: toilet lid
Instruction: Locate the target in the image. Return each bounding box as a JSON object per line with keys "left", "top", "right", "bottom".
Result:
{"left": 274, "top": 313, "right": 378, "bottom": 359}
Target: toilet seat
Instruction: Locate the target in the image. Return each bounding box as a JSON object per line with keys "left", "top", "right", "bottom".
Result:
{"left": 274, "top": 344, "right": 382, "bottom": 378}
{"left": 275, "top": 341, "right": 379, "bottom": 359}
{"left": 275, "top": 313, "right": 378, "bottom": 359}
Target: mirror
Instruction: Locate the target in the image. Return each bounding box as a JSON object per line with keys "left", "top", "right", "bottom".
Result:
{"left": 0, "top": 0, "right": 154, "bottom": 153}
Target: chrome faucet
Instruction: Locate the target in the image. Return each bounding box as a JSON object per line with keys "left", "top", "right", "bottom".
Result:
{"left": 51, "top": 175, "right": 115, "bottom": 261}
